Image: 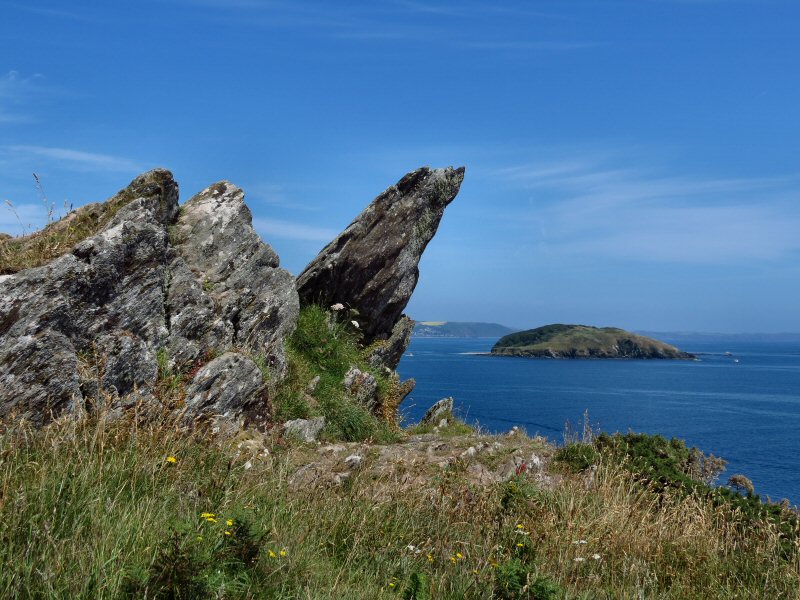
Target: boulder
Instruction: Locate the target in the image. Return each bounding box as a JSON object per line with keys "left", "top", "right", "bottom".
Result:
{"left": 342, "top": 366, "right": 379, "bottom": 411}
{"left": 284, "top": 417, "right": 326, "bottom": 443}
{"left": 0, "top": 170, "right": 298, "bottom": 426}
{"left": 421, "top": 396, "right": 454, "bottom": 425}
{"left": 296, "top": 166, "right": 465, "bottom": 351}
{"left": 183, "top": 352, "right": 269, "bottom": 425}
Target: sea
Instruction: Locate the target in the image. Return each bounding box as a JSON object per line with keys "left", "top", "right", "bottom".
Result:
{"left": 397, "top": 337, "right": 800, "bottom": 504}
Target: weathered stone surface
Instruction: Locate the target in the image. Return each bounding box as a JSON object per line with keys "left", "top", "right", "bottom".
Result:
{"left": 167, "top": 181, "right": 299, "bottom": 371}
{"left": 0, "top": 170, "right": 298, "bottom": 426}
{"left": 296, "top": 166, "right": 465, "bottom": 347}
{"left": 342, "top": 366, "right": 379, "bottom": 411}
{"left": 366, "top": 315, "right": 415, "bottom": 371}
{"left": 422, "top": 396, "right": 454, "bottom": 425}
{"left": 0, "top": 170, "right": 177, "bottom": 423}
{"left": 183, "top": 352, "right": 269, "bottom": 423}
{"left": 284, "top": 417, "right": 326, "bottom": 443}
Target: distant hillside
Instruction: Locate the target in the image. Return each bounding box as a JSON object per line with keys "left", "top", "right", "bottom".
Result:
{"left": 412, "top": 321, "right": 514, "bottom": 338}
{"left": 492, "top": 324, "right": 694, "bottom": 359}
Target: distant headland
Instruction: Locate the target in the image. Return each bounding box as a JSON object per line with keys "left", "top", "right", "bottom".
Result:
{"left": 412, "top": 321, "right": 514, "bottom": 338}
{"left": 491, "top": 324, "right": 695, "bottom": 359}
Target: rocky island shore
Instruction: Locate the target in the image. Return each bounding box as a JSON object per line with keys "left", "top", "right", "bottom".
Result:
{"left": 491, "top": 324, "right": 695, "bottom": 359}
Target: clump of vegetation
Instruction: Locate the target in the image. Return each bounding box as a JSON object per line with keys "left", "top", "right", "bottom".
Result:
{"left": 554, "top": 430, "right": 800, "bottom": 559}
{"left": 272, "top": 304, "right": 402, "bottom": 442}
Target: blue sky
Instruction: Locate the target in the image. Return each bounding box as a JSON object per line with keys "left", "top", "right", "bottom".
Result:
{"left": 2, "top": 0, "right": 799, "bottom": 332}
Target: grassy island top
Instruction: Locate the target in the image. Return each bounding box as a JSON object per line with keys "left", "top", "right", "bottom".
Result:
{"left": 492, "top": 324, "right": 693, "bottom": 359}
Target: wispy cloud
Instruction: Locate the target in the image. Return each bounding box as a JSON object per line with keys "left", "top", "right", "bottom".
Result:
{"left": 163, "top": 0, "right": 581, "bottom": 50}
{"left": 246, "top": 182, "right": 322, "bottom": 211}
{"left": 5, "top": 3, "right": 100, "bottom": 22}
{"left": 0, "top": 71, "right": 44, "bottom": 124}
{"left": 0, "top": 201, "right": 49, "bottom": 236}
{"left": 463, "top": 40, "right": 600, "bottom": 51}
{"left": 252, "top": 217, "right": 337, "bottom": 243}
{"left": 4, "top": 145, "right": 142, "bottom": 172}
{"left": 496, "top": 157, "right": 800, "bottom": 265}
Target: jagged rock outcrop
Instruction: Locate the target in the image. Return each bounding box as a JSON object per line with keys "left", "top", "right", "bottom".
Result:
{"left": 296, "top": 166, "right": 465, "bottom": 369}
{"left": 0, "top": 170, "right": 298, "bottom": 425}
{"left": 366, "top": 315, "right": 415, "bottom": 371}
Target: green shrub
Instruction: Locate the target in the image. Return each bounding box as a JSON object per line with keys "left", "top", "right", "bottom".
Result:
{"left": 273, "top": 305, "right": 400, "bottom": 442}
{"left": 552, "top": 443, "right": 598, "bottom": 473}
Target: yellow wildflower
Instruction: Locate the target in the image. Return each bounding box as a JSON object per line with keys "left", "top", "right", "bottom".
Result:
{"left": 516, "top": 543, "right": 524, "bottom": 548}
{"left": 166, "top": 456, "right": 177, "bottom": 464}
{"left": 279, "top": 550, "right": 287, "bottom": 557}
{"left": 226, "top": 519, "right": 234, "bottom": 526}
{"left": 427, "top": 554, "right": 434, "bottom": 563}
{"left": 450, "top": 556, "right": 457, "bottom": 564}
{"left": 268, "top": 550, "right": 277, "bottom": 558}
{"left": 456, "top": 552, "right": 463, "bottom": 559}
{"left": 200, "top": 512, "right": 215, "bottom": 519}
{"left": 206, "top": 517, "right": 217, "bottom": 523}
{"left": 224, "top": 531, "right": 231, "bottom": 536}
{"left": 516, "top": 524, "right": 524, "bottom": 529}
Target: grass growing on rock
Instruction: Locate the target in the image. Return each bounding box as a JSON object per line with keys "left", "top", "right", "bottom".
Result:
{"left": 2, "top": 410, "right": 799, "bottom": 599}
{"left": 272, "top": 304, "right": 401, "bottom": 443}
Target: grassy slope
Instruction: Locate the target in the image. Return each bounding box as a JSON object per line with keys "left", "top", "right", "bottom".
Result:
{"left": 2, "top": 414, "right": 799, "bottom": 599}
{"left": 492, "top": 324, "right": 684, "bottom": 356}
{"left": 1, "top": 307, "right": 798, "bottom": 598}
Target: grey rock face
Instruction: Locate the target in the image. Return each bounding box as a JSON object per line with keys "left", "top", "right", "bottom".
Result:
{"left": 0, "top": 170, "right": 298, "bottom": 426}
{"left": 422, "top": 396, "right": 454, "bottom": 425}
{"left": 0, "top": 170, "right": 177, "bottom": 423}
{"left": 342, "top": 366, "right": 379, "bottom": 411}
{"left": 284, "top": 416, "right": 326, "bottom": 442}
{"left": 296, "top": 166, "right": 465, "bottom": 348}
{"left": 366, "top": 315, "right": 415, "bottom": 371}
{"left": 183, "top": 352, "right": 268, "bottom": 424}
{"left": 167, "top": 181, "right": 299, "bottom": 372}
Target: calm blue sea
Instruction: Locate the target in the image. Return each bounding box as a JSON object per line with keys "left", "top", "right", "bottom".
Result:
{"left": 397, "top": 337, "right": 800, "bottom": 504}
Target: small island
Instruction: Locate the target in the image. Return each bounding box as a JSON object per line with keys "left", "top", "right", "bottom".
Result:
{"left": 491, "top": 324, "right": 695, "bottom": 359}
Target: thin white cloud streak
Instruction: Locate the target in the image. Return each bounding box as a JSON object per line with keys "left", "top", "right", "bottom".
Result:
{"left": 0, "top": 201, "right": 48, "bottom": 235}
{"left": 253, "top": 217, "right": 337, "bottom": 243}
{"left": 5, "top": 145, "right": 142, "bottom": 173}
{"left": 498, "top": 159, "right": 800, "bottom": 265}
{"left": 463, "top": 40, "right": 600, "bottom": 51}
{"left": 0, "top": 71, "right": 44, "bottom": 124}
{"left": 246, "top": 183, "right": 323, "bottom": 211}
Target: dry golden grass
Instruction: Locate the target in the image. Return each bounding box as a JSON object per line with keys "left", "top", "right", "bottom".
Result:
{"left": 1, "top": 405, "right": 798, "bottom": 599}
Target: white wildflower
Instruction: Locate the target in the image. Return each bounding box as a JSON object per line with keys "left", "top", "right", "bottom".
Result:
{"left": 573, "top": 557, "right": 586, "bottom": 563}
{"left": 592, "top": 553, "right": 601, "bottom": 560}
{"left": 351, "top": 320, "right": 359, "bottom": 328}
{"left": 331, "top": 303, "right": 345, "bottom": 311}
{"left": 572, "top": 540, "right": 587, "bottom": 545}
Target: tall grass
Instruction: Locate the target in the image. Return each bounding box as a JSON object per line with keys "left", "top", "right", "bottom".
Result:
{"left": 1, "top": 408, "right": 799, "bottom": 599}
